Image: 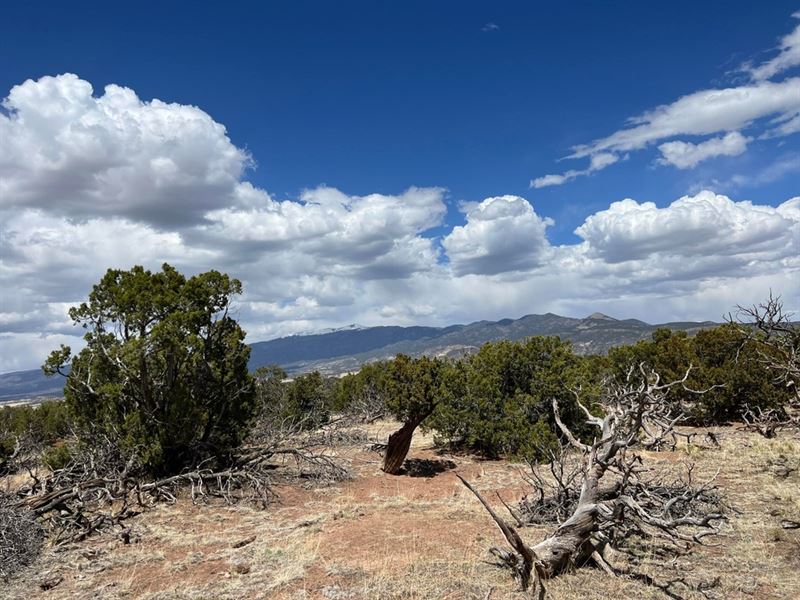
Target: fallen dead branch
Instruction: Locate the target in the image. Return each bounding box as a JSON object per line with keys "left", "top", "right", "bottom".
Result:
{"left": 302, "top": 416, "right": 371, "bottom": 448}
{"left": 515, "top": 446, "right": 583, "bottom": 526}
{"left": 9, "top": 421, "right": 349, "bottom": 548}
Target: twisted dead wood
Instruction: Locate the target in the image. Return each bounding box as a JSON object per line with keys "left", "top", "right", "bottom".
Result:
{"left": 461, "top": 365, "right": 726, "bottom": 596}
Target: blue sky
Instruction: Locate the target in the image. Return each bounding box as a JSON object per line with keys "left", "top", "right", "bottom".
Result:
{"left": 1, "top": 2, "right": 799, "bottom": 371}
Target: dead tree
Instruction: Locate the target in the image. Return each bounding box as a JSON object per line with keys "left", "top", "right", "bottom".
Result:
{"left": 515, "top": 445, "right": 583, "bottom": 526}
{"left": 731, "top": 294, "right": 800, "bottom": 423}
{"left": 460, "top": 365, "right": 726, "bottom": 598}
{"left": 741, "top": 405, "right": 795, "bottom": 438}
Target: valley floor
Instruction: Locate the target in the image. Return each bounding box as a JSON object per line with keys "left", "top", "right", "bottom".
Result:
{"left": 5, "top": 422, "right": 800, "bottom": 600}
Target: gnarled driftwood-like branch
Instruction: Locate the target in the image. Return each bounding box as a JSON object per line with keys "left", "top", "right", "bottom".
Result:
{"left": 460, "top": 365, "right": 727, "bottom": 596}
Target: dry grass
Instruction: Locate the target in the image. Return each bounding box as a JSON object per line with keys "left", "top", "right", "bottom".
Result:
{"left": 4, "top": 422, "right": 799, "bottom": 600}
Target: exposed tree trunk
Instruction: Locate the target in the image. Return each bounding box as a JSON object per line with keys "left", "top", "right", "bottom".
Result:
{"left": 528, "top": 460, "right": 607, "bottom": 577}
{"left": 382, "top": 413, "right": 427, "bottom": 474}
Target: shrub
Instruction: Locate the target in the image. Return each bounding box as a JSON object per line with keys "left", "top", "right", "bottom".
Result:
{"left": 0, "top": 400, "right": 70, "bottom": 444}
{"left": 0, "top": 400, "right": 72, "bottom": 470}
{"left": 692, "top": 324, "right": 791, "bottom": 422}
{"left": 428, "top": 336, "right": 588, "bottom": 462}
{"left": 283, "top": 372, "right": 332, "bottom": 429}
{"left": 608, "top": 325, "right": 792, "bottom": 424}
{"left": 332, "top": 361, "right": 390, "bottom": 419}
{"left": 384, "top": 354, "right": 454, "bottom": 424}
{"left": 253, "top": 365, "right": 289, "bottom": 420}
{"left": 42, "top": 443, "right": 73, "bottom": 471}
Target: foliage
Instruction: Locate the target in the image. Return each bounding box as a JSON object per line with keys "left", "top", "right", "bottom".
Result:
{"left": 428, "top": 337, "right": 589, "bottom": 461}
{"left": 284, "top": 371, "right": 332, "bottom": 429}
{"left": 0, "top": 400, "right": 71, "bottom": 464}
{"left": 384, "top": 354, "right": 455, "bottom": 424}
{"left": 252, "top": 366, "right": 337, "bottom": 430}
{"left": 42, "top": 263, "right": 255, "bottom": 474}
{"left": 42, "top": 443, "right": 74, "bottom": 471}
{"left": 0, "top": 401, "right": 70, "bottom": 444}
{"left": 253, "top": 365, "right": 289, "bottom": 420}
{"left": 693, "top": 324, "right": 790, "bottom": 421}
{"left": 332, "top": 361, "right": 390, "bottom": 420}
{"left": 607, "top": 328, "right": 695, "bottom": 386}
{"left": 608, "top": 325, "right": 792, "bottom": 424}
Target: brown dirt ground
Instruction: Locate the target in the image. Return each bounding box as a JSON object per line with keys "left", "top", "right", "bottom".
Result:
{"left": 4, "top": 421, "right": 800, "bottom": 600}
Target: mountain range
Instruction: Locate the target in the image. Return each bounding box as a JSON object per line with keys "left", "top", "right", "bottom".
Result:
{"left": 0, "top": 311, "right": 717, "bottom": 403}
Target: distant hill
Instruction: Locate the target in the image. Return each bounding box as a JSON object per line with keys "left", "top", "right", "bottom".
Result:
{"left": 0, "top": 312, "right": 718, "bottom": 402}
{"left": 255, "top": 312, "right": 718, "bottom": 375}
{"left": 248, "top": 325, "right": 461, "bottom": 367}
{"left": 0, "top": 368, "right": 66, "bottom": 404}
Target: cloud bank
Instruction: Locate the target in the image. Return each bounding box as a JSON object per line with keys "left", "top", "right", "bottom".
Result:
{"left": 1, "top": 74, "right": 798, "bottom": 372}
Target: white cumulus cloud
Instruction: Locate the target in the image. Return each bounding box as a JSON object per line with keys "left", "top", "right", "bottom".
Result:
{"left": 0, "top": 73, "right": 250, "bottom": 227}
{"left": 201, "top": 186, "right": 446, "bottom": 279}
{"left": 443, "top": 196, "right": 553, "bottom": 275}
{"left": 575, "top": 191, "right": 799, "bottom": 265}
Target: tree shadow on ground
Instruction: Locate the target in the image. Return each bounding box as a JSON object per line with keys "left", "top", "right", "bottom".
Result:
{"left": 401, "top": 458, "right": 457, "bottom": 478}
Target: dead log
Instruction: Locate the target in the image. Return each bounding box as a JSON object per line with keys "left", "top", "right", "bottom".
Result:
{"left": 458, "top": 474, "right": 545, "bottom": 597}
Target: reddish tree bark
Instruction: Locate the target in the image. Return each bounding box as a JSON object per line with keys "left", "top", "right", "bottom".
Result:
{"left": 382, "top": 412, "right": 430, "bottom": 474}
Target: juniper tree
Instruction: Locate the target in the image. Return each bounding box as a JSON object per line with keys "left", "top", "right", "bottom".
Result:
{"left": 43, "top": 263, "right": 255, "bottom": 474}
